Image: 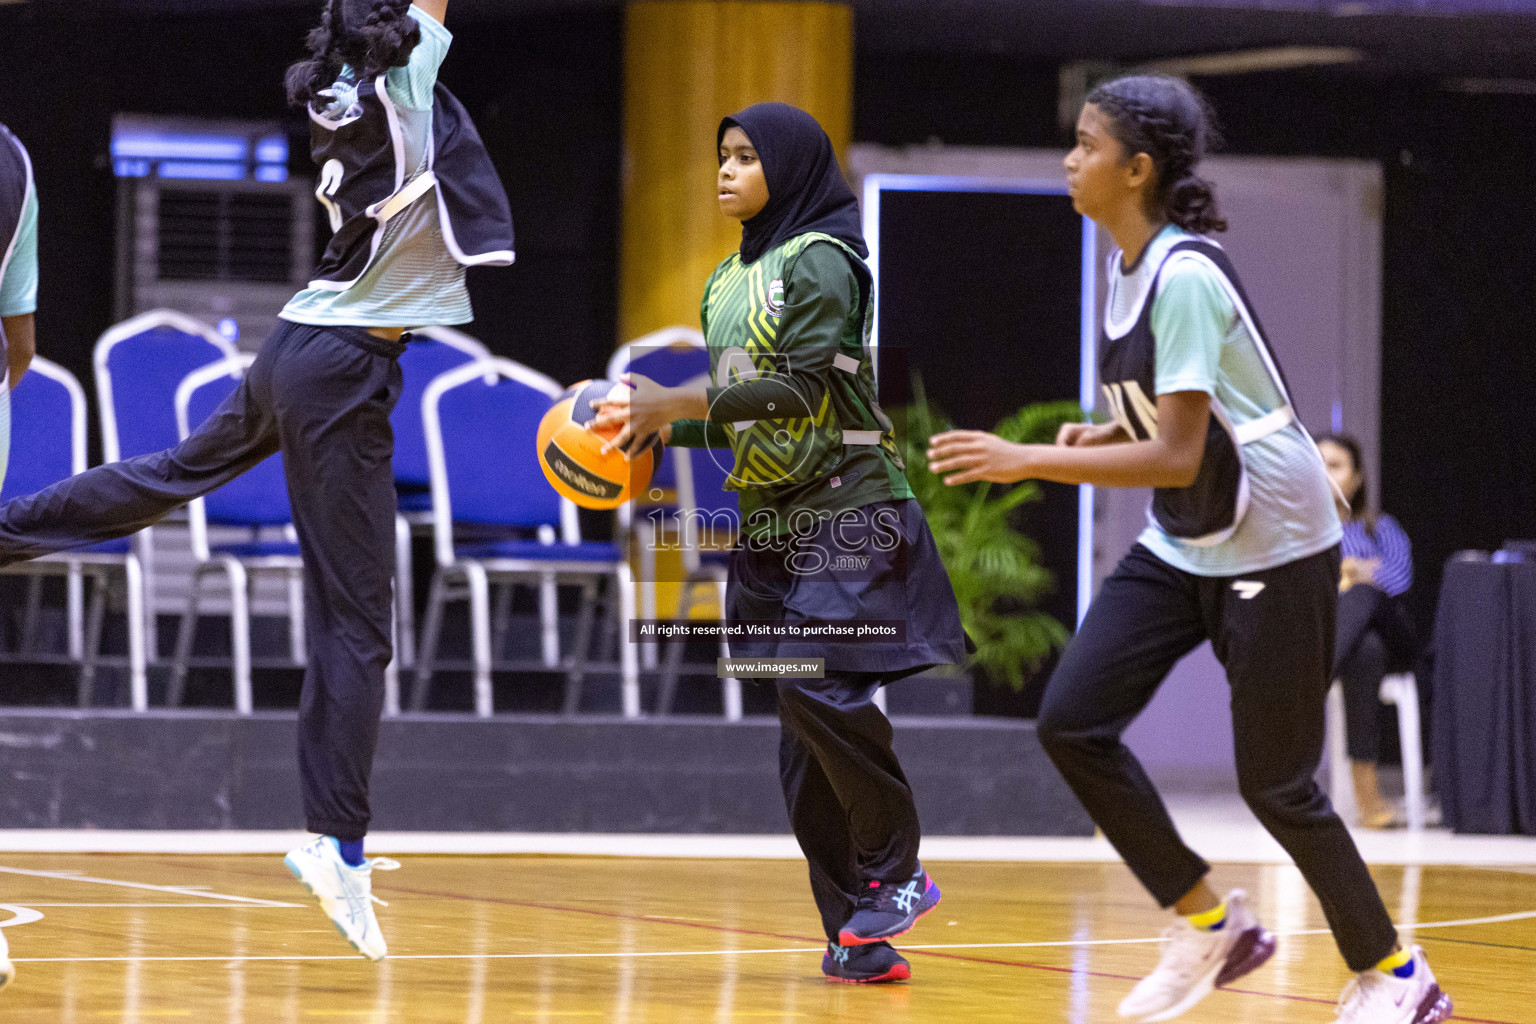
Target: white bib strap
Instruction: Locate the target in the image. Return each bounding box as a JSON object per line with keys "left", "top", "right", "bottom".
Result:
{"left": 832, "top": 353, "right": 861, "bottom": 374}
{"left": 371, "top": 170, "right": 438, "bottom": 225}
{"left": 1232, "top": 405, "right": 1293, "bottom": 446}
{"left": 842, "top": 430, "right": 883, "bottom": 446}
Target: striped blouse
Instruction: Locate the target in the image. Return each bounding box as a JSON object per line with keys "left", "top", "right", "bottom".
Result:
{"left": 1340, "top": 512, "right": 1413, "bottom": 597}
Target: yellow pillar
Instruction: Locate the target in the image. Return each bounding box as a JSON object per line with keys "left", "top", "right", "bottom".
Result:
{"left": 619, "top": 0, "right": 854, "bottom": 344}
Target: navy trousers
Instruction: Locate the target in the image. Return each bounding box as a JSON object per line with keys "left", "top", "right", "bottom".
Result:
{"left": 728, "top": 500, "right": 966, "bottom": 942}
{"left": 0, "top": 322, "right": 404, "bottom": 841}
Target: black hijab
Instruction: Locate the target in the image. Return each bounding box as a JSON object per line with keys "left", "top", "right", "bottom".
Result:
{"left": 719, "top": 103, "right": 868, "bottom": 265}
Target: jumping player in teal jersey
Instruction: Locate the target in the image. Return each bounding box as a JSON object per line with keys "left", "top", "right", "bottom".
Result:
{"left": 926, "top": 77, "right": 1451, "bottom": 1024}
{"left": 0, "top": 0, "right": 514, "bottom": 961}
{"left": 0, "top": 120, "right": 38, "bottom": 992}
{"left": 595, "top": 103, "right": 967, "bottom": 985}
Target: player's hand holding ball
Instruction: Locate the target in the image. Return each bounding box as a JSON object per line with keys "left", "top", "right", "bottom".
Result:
{"left": 588, "top": 373, "right": 676, "bottom": 457}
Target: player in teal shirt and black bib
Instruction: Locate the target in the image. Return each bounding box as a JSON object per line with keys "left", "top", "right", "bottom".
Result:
{"left": 596, "top": 103, "right": 967, "bottom": 985}
{"left": 927, "top": 77, "right": 1451, "bottom": 1024}
{"left": 0, "top": 119, "right": 38, "bottom": 995}
{"left": 0, "top": 0, "right": 513, "bottom": 962}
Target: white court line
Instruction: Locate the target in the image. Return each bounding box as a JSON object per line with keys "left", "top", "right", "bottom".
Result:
{"left": 7, "top": 903, "right": 302, "bottom": 909}
{"left": 0, "top": 865, "right": 302, "bottom": 908}
{"left": 0, "top": 906, "right": 42, "bottom": 929}
{"left": 12, "top": 908, "right": 1535, "bottom": 964}
{"left": 0, "top": 829, "right": 1532, "bottom": 865}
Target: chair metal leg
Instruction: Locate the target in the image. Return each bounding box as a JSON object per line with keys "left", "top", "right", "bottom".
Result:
{"left": 222, "top": 559, "right": 254, "bottom": 715}
{"left": 657, "top": 578, "right": 698, "bottom": 716}
{"left": 491, "top": 582, "right": 514, "bottom": 663}
{"left": 394, "top": 516, "right": 417, "bottom": 670}
{"left": 1325, "top": 680, "right": 1357, "bottom": 825}
{"left": 539, "top": 572, "right": 559, "bottom": 669}
{"left": 561, "top": 580, "right": 599, "bottom": 715}
{"left": 614, "top": 561, "right": 641, "bottom": 719}
{"left": 411, "top": 570, "right": 449, "bottom": 712}
{"left": 640, "top": 518, "right": 658, "bottom": 671}
{"left": 20, "top": 575, "right": 42, "bottom": 656}
{"left": 466, "top": 564, "right": 494, "bottom": 718}
{"left": 1384, "top": 673, "right": 1426, "bottom": 832}
{"left": 137, "top": 528, "right": 159, "bottom": 661}
{"left": 67, "top": 564, "right": 85, "bottom": 662}
{"left": 125, "top": 555, "right": 148, "bottom": 712}
{"left": 287, "top": 567, "right": 307, "bottom": 668}
{"left": 168, "top": 568, "right": 206, "bottom": 709}
{"left": 718, "top": 578, "right": 741, "bottom": 722}
{"left": 78, "top": 576, "right": 108, "bottom": 709}
{"left": 383, "top": 583, "right": 401, "bottom": 718}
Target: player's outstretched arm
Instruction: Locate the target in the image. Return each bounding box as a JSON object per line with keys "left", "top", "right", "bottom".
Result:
{"left": 927, "top": 389, "right": 1210, "bottom": 489}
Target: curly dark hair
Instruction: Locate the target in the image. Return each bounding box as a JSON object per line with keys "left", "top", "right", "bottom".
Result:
{"left": 286, "top": 0, "right": 422, "bottom": 108}
{"left": 1086, "top": 75, "right": 1227, "bottom": 235}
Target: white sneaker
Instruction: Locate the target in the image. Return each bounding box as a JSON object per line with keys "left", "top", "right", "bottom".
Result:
{"left": 1330, "top": 946, "right": 1453, "bottom": 1024}
{"left": 1117, "top": 889, "right": 1276, "bottom": 1022}
{"left": 283, "top": 837, "right": 399, "bottom": 961}
{"left": 0, "top": 926, "right": 14, "bottom": 990}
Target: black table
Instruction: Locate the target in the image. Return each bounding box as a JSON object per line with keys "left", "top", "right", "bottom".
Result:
{"left": 1431, "top": 558, "right": 1536, "bottom": 835}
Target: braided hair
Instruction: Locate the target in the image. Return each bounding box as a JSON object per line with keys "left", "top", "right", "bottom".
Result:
{"left": 286, "top": 0, "right": 422, "bottom": 108}
{"left": 1086, "top": 75, "right": 1227, "bottom": 235}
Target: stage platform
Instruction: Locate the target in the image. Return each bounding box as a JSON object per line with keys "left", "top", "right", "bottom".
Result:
{"left": 0, "top": 710, "right": 1093, "bottom": 836}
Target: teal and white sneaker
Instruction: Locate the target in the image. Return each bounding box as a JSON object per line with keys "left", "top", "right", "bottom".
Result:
{"left": 283, "top": 837, "right": 399, "bottom": 961}
{"left": 0, "top": 926, "right": 14, "bottom": 989}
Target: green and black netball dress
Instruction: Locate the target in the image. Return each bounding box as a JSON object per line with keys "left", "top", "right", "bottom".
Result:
{"left": 665, "top": 104, "right": 963, "bottom": 974}
{"left": 672, "top": 229, "right": 964, "bottom": 674}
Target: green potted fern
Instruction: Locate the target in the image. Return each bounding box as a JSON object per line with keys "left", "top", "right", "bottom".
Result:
{"left": 898, "top": 378, "right": 1082, "bottom": 698}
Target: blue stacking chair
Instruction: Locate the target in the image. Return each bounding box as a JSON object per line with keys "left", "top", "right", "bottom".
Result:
{"left": 608, "top": 328, "right": 741, "bottom": 716}
{"left": 413, "top": 358, "right": 640, "bottom": 718}
{"left": 93, "top": 310, "right": 237, "bottom": 657}
{"left": 0, "top": 357, "right": 148, "bottom": 708}
{"left": 169, "top": 356, "right": 301, "bottom": 714}
{"left": 390, "top": 326, "right": 491, "bottom": 675}
{"left": 606, "top": 328, "right": 711, "bottom": 666}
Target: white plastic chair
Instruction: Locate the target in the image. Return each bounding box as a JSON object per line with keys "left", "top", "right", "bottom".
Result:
{"left": 1326, "top": 671, "right": 1426, "bottom": 831}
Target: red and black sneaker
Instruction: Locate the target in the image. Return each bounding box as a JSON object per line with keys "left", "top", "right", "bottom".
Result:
{"left": 822, "top": 941, "right": 911, "bottom": 984}
{"left": 837, "top": 863, "right": 941, "bottom": 946}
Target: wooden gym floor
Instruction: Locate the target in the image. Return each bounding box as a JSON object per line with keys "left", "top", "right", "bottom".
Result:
{"left": 0, "top": 854, "right": 1530, "bottom": 1023}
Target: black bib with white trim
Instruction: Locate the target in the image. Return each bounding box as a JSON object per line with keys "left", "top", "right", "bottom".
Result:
{"left": 308, "top": 78, "right": 514, "bottom": 289}
{"left": 1100, "top": 239, "right": 1298, "bottom": 546}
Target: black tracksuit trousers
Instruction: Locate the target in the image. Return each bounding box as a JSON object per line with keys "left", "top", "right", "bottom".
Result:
{"left": 0, "top": 321, "right": 403, "bottom": 841}
{"left": 1037, "top": 543, "right": 1399, "bottom": 972}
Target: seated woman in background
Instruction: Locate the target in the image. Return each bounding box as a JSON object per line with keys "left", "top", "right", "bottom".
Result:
{"left": 1317, "top": 433, "right": 1419, "bottom": 829}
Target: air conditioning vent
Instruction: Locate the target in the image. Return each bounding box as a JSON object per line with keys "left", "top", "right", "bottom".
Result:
{"left": 157, "top": 189, "right": 293, "bottom": 283}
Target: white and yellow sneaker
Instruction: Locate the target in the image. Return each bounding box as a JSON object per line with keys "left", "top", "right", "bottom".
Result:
{"left": 1118, "top": 889, "right": 1275, "bottom": 1022}
{"left": 1331, "top": 946, "right": 1453, "bottom": 1024}
{"left": 283, "top": 837, "right": 398, "bottom": 961}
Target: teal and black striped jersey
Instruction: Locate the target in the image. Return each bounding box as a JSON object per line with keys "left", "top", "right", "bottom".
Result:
{"left": 669, "top": 232, "right": 911, "bottom": 537}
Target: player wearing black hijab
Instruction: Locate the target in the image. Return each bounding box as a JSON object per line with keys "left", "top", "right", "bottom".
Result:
{"left": 594, "top": 102, "right": 967, "bottom": 984}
